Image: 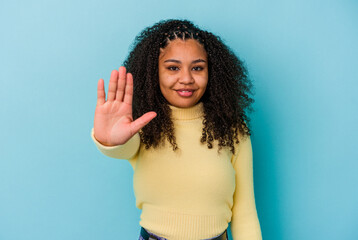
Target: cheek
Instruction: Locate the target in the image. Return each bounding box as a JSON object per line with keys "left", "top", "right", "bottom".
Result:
{"left": 159, "top": 73, "right": 176, "bottom": 89}
{"left": 159, "top": 78, "right": 168, "bottom": 90}
{"left": 158, "top": 77, "right": 173, "bottom": 97}
{"left": 199, "top": 75, "right": 209, "bottom": 90}
{"left": 158, "top": 71, "right": 166, "bottom": 87}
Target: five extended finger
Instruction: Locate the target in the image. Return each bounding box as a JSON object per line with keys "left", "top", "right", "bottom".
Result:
{"left": 116, "top": 66, "right": 126, "bottom": 102}
{"left": 97, "top": 79, "right": 105, "bottom": 105}
{"left": 107, "top": 70, "right": 118, "bottom": 101}
{"left": 123, "top": 72, "right": 133, "bottom": 105}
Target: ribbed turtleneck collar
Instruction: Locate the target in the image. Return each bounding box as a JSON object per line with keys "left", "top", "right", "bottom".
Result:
{"left": 169, "top": 102, "right": 204, "bottom": 120}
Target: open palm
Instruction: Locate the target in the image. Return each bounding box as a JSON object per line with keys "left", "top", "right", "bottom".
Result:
{"left": 93, "top": 66, "right": 156, "bottom": 146}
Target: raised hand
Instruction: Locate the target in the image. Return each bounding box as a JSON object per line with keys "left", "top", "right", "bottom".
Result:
{"left": 93, "top": 66, "right": 156, "bottom": 146}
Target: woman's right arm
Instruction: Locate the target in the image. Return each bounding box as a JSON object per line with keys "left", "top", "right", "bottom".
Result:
{"left": 91, "top": 66, "right": 156, "bottom": 159}
{"left": 91, "top": 128, "right": 140, "bottom": 160}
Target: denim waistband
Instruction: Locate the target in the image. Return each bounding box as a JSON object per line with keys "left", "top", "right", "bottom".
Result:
{"left": 138, "top": 227, "right": 228, "bottom": 240}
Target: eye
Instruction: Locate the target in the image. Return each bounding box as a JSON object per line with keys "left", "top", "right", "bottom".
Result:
{"left": 168, "top": 66, "right": 180, "bottom": 71}
{"left": 192, "top": 66, "right": 203, "bottom": 71}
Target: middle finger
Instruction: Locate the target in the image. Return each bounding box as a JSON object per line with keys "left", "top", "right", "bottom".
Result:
{"left": 115, "top": 66, "right": 127, "bottom": 102}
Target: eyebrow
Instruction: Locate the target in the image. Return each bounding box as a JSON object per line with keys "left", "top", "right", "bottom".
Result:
{"left": 163, "top": 59, "right": 206, "bottom": 64}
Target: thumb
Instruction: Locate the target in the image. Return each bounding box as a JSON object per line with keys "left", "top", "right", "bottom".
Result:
{"left": 130, "top": 112, "right": 157, "bottom": 134}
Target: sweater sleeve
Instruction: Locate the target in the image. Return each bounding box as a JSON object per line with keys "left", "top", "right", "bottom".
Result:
{"left": 90, "top": 128, "right": 140, "bottom": 169}
{"left": 230, "top": 135, "right": 262, "bottom": 240}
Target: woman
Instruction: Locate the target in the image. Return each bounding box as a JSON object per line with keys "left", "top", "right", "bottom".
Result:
{"left": 91, "top": 19, "right": 262, "bottom": 240}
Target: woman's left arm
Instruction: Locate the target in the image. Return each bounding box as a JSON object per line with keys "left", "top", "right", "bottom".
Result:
{"left": 230, "top": 135, "right": 262, "bottom": 240}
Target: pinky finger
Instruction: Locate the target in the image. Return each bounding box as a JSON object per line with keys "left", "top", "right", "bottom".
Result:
{"left": 97, "top": 79, "right": 106, "bottom": 105}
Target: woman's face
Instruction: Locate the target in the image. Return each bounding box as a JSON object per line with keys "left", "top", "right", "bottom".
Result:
{"left": 158, "top": 38, "right": 208, "bottom": 108}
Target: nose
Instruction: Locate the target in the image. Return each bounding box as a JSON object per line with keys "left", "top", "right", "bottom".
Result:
{"left": 178, "top": 68, "right": 194, "bottom": 84}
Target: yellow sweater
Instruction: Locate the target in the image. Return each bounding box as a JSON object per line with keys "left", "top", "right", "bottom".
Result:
{"left": 91, "top": 103, "right": 262, "bottom": 240}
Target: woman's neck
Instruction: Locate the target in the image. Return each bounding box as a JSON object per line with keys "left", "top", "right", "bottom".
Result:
{"left": 169, "top": 102, "right": 204, "bottom": 120}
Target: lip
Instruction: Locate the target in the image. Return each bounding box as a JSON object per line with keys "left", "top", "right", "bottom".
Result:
{"left": 175, "top": 89, "right": 195, "bottom": 97}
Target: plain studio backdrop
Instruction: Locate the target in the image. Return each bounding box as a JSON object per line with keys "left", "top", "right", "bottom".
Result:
{"left": 0, "top": 0, "right": 357, "bottom": 239}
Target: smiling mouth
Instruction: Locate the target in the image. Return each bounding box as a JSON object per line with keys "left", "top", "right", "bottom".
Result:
{"left": 176, "top": 89, "right": 194, "bottom": 97}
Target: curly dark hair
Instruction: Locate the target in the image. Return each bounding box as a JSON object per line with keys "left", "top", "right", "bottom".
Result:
{"left": 123, "top": 19, "right": 254, "bottom": 154}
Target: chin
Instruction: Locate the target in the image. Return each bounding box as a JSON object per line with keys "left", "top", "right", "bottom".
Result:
{"left": 170, "top": 101, "right": 198, "bottom": 108}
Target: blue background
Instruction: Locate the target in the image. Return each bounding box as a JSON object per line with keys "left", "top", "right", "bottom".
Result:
{"left": 1, "top": 0, "right": 357, "bottom": 239}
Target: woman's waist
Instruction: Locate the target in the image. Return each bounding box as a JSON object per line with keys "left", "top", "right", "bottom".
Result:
{"left": 139, "top": 204, "right": 230, "bottom": 240}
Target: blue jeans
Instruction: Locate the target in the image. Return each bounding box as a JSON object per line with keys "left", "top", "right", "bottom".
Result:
{"left": 138, "top": 227, "right": 228, "bottom": 240}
